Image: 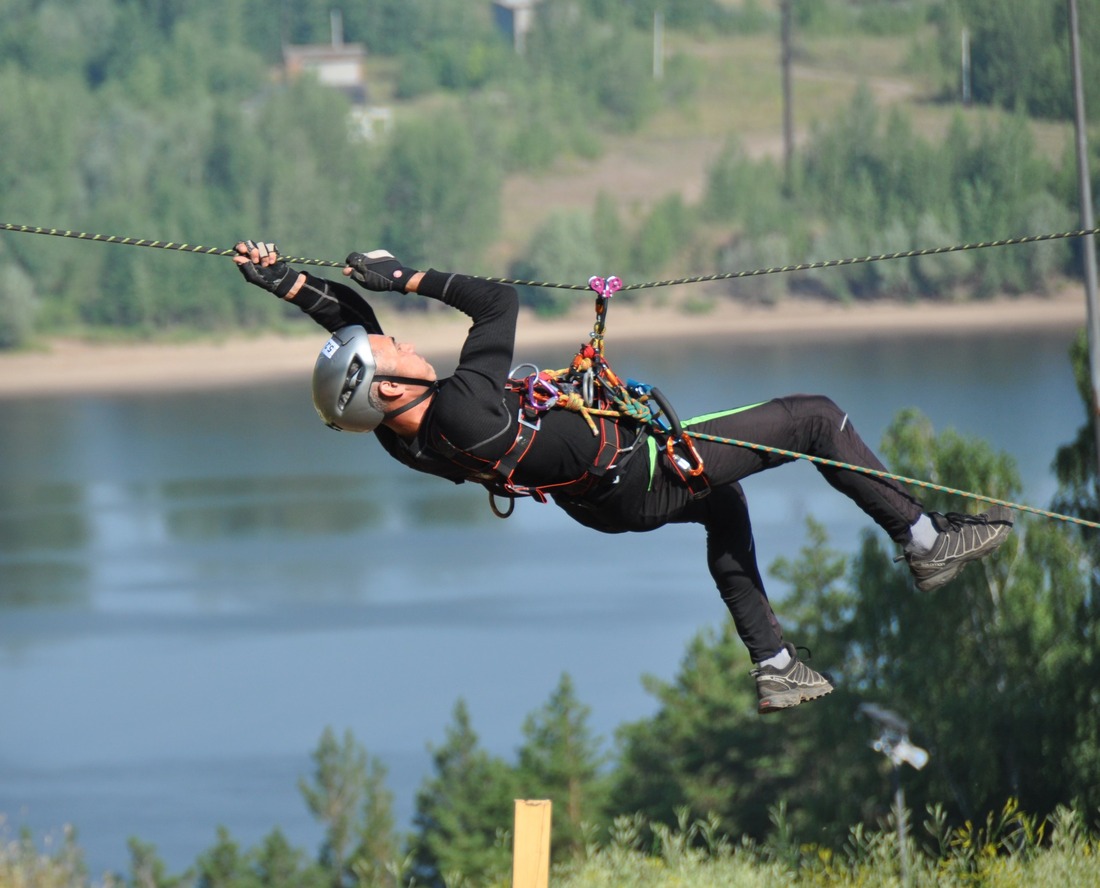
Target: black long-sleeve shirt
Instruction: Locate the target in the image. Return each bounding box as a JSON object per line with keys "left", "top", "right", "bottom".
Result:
{"left": 290, "top": 270, "right": 613, "bottom": 492}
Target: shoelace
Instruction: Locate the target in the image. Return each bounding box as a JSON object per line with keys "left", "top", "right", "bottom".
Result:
{"left": 937, "top": 511, "right": 995, "bottom": 530}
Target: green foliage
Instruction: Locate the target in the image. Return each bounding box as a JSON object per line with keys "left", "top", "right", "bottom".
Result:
{"left": 298, "top": 726, "right": 401, "bottom": 888}
{"left": 843, "top": 412, "right": 1097, "bottom": 821}
{"left": 510, "top": 211, "right": 605, "bottom": 316}
{"left": 1053, "top": 329, "right": 1100, "bottom": 539}
{"left": 629, "top": 195, "right": 697, "bottom": 279}
{"left": 409, "top": 700, "right": 519, "bottom": 887}
{"left": 0, "top": 0, "right": 701, "bottom": 345}
{"left": 524, "top": 3, "right": 661, "bottom": 135}
{"left": 0, "top": 0, "right": 1081, "bottom": 344}
{"left": 378, "top": 109, "right": 502, "bottom": 272}
{"left": 8, "top": 804, "right": 1100, "bottom": 887}
{"left": 0, "top": 826, "right": 88, "bottom": 888}
{"left": 516, "top": 673, "right": 612, "bottom": 861}
{"left": 709, "top": 89, "right": 1075, "bottom": 303}
{"left": 299, "top": 727, "right": 369, "bottom": 877}
{"left": 609, "top": 623, "right": 797, "bottom": 841}
{"left": 937, "top": 0, "right": 1100, "bottom": 120}
{"left": 612, "top": 408, "right": 1100, "bottom": 844}
{"left": 0, "top": 257, "right": 38, "bottom": 348}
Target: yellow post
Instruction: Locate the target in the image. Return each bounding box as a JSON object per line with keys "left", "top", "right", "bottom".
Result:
{"left": 512, "top": 799, "right": 552, "bottom": 888}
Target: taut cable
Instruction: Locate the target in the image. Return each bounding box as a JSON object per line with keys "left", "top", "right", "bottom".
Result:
{"left": 4, "top": 222, "right": 1099, "bottom": 290}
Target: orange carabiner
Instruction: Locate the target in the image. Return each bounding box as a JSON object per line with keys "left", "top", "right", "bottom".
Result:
{"left": 667, "top": 435, "right": 706, "bottom": 477}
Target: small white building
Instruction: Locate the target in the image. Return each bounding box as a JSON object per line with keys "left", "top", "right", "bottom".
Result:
{"left": 492, "top": 0, "right": 543, "bottom": 55}
{"left": 282, "top": 11, "right": 368, "bottom": 105}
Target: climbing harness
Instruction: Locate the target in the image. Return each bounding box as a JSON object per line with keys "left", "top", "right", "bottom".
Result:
{"left": 454, "top": 274, "right": 711, "bottom": 518}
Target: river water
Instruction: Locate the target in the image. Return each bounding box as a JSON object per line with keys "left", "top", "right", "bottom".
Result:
{"left": 0, "top": 325, "right": 1083, "bottom": 877}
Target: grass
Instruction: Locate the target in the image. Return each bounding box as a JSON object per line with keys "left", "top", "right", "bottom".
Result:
{"left": 6, "top": 803, "right": 1099, "bottom": 888}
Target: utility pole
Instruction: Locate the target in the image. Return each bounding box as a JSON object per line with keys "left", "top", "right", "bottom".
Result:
{"left": 961, "top": 27, "right": 971, "bottom": 105}
{"left": 780, "top": 0, "right": 794, "bottom": 191}
{"left": 653, "top": 10, "right": 664, "bottom": 81}
{"left": 1068, "top": 0, "right": 1100, "bottom": 472}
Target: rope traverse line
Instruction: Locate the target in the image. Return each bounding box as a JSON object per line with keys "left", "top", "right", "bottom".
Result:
{"left": 4, "top": 222, "right": 1099, "bottom": 291}
{"left": 684, "top": 430, "right": 1100, "bottom": 530}
{"left": 0, "top": 224, "right": 343, "bottom": 268}
{"left": 488, "top": 226, "right": 1100, "bottom": 290}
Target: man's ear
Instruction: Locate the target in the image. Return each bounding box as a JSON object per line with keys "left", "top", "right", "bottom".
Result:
{"left": 376, "top": 379, "right": 404, "bottom": 399}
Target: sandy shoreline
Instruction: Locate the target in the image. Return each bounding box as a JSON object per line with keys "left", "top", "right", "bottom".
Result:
{"left": 0, "top": 290, "right": 1086, "bottom": 399}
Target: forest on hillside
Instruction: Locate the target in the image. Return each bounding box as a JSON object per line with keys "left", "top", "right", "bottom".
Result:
{"left": 0, "top": 0, "right": 1098, "bottom": 349}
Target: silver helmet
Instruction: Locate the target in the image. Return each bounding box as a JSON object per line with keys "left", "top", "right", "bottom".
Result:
{"left": 312, "top": 325, "right": 384, "bottom": 432}
{"left": 312, "top": 325, "right": 437, "bottom": 432}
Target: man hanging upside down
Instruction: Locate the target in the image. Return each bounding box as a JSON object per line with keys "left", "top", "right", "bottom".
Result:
{"left": 233, "top": 240, "right": 1014, "bottom": 714}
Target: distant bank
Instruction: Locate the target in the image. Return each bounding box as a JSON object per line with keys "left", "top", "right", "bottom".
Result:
{"left": 0, "top": 290, "right": 1085, "bottom": 399}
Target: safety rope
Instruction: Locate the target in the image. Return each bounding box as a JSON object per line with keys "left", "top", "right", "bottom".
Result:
{"left": 3, "top": 221, "right": 1099, "bottom": 290}
{"left": 684, "top": 430, "right": 1100, "bottom": 530}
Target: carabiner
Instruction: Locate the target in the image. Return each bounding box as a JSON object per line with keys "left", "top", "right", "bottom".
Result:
{"left": 525, "top": 373, "right": 560, "bottom": 413}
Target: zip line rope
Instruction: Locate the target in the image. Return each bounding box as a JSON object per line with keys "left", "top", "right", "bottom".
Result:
{"left": 3, "top": 220, "right": 1099, "bottom": 530}
{"left": 3, "top": 221, "right": 1100, "bottom": 290}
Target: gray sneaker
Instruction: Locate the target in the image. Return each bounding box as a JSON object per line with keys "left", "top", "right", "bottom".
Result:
{"left": 751, "top": 643, "right": 835, "bottom": 714}
{"left": 902, "top": 505, "right": 1014, "bottom": 591}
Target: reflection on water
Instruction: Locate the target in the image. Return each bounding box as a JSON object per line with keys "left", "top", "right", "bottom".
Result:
{"left": 162, "top": 475, "right": 389, "bottom": 540}
{"left": 0, "top": 327, "right": 1084, "bottom": 876}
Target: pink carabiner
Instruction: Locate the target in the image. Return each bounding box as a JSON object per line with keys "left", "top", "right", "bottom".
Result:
{"left": 526, "top": 373, "right": 560, "bottom": 413}
{"left": 588, "top": 275, "right": 623, "bottom": 298}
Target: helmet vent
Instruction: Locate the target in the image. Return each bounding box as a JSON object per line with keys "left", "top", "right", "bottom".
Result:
{"left": 338, "top": 358, "right": 367, "bottom": 410}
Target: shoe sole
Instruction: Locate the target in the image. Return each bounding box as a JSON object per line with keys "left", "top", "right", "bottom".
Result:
{"left": 758, "top": 683, "right": 834, "bottom": 714}
{"left": 915, "top": 563, "right": 962, "bottom": 592}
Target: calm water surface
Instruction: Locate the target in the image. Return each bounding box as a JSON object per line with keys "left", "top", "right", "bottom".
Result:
{"left": 0, "top": 327, "right": 1083, "bottom": 877}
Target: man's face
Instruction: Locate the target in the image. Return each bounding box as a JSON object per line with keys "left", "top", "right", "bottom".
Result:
{"left": 367, "top": 334, "right": 436, "bottom": 382}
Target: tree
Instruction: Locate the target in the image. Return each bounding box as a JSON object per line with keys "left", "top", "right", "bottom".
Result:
{"left": 409, "top": 699, "right": 518, "bottom": 887}
{"left": 841, "top": 409, "right": 1096, "bottom": 822}
{"left": 510, "top": 211, "right": 604, "bottom": 316}
{"left": 516, "top": 673, "right": 611, "bottom": 860}
{"left": 127, "top": 838, "right": 185, "bottom": 888}
{"left": 195, "top": 827, "right": 257, "bottom": 888}
{"left": 1053, "top": 329, "right": 1100, "bottom": 545}
{"left": 253, "top": 830, "right": 324, "bottom": 888}
{"left": 379, "top": 109, "right": 502, "bottom": 273}
{"left": 939, "top": 0, "right": 1100, "bottom": 121}
{"left": 299, "top": 727, "right": 368, "bottom": 885}
{"left": 610, "top": 622, "right": 795, "bottom": 841}
{"left": 611, "top": 407, "right": 1100, "bottom": 845}
{"left": 347, "top": 757, "right": 402, "bottom": 888}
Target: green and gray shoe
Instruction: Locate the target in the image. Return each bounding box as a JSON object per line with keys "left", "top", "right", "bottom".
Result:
{"left": 902, "top": 505, "right": 1014, "bottom": 592}
{"left": 751, "top": 643, "right": 834, "bottom": 714}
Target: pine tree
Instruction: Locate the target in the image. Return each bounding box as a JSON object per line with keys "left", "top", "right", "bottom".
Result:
{"left": 409, "top": 699, "right": 518, "bottom": 887}
{"left": 299, "top": 726, "right": 398, "bottom": 888}
{"left": 516, "top": 673, "right": 610, "bottom": 859}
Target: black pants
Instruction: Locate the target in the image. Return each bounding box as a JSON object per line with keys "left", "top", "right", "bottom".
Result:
{"left": 560, "top": 394, "right": 924, "bottom": 662}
